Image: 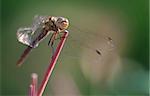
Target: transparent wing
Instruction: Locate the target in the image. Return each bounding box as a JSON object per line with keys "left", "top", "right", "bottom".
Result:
{"left": 17, "top": 15, "right": 49, "bottom": 48}
{"left": 58, "top": 24, "right": 116, "bottom": 64}
{"left": 31, "top": 15, "right": 47, "bottom": 34}
{"left": 17, "top": 27, "right": 33, "bottom": 46}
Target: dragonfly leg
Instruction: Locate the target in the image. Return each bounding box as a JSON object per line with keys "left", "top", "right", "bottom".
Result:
{"left": 48, "top": 33, "right": 54, "bottom": 46}
{"left": 52, "top": 33, "right": 66, "bottom": 41}
{"left": 48, "top": 32, "right": 58, "bottom": 46}
{"left": 51, "top": 45, "right": 55, "bottom": 59}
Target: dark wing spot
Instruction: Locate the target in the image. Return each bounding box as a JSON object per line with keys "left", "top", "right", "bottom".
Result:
{"left": 108, "top": 37, "right": 112, "bottom": 41}
{"left": 96, "top": 49, "right": 101, "bottom": 55}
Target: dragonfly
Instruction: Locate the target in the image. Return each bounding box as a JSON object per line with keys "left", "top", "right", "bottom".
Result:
{"left": 16, "top": 15, "right": 115, "bottom": 67}
{"left": 16, "top": 15, "right": 69, "bottom": 66}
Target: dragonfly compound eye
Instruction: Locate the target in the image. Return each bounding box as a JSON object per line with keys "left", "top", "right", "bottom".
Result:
{"left": 56, "top": 17, "right": 69, "bottom": 30}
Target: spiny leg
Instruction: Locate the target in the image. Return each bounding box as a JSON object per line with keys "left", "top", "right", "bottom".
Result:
{"left": 48, "top": 33, "right": 54, "bottom": 46}
{"left": 51, "top": 45, "right": 55, "bottom": 59}
{"left": 48, "top": 32, "right": 57, "bottom": 46}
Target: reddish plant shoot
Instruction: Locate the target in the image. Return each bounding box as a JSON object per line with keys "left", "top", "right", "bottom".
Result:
{"left": 29, "top": 73, "right": 38, "bottom": 96}
{"left": 37, "top": 31, "right": 69, "bottom": 96}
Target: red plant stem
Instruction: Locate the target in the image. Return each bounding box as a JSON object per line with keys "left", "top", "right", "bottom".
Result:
{"left": 37, "top": 31, "right": 69, "bottom": 96}
{"left": 29, "top": 73, "right": 38, "bottom": 96}
{"left": 32, "top": 73, "right": 38, "bottom": 96}
{"left": 29, "top": 85, "right": 33, "bottom": 96}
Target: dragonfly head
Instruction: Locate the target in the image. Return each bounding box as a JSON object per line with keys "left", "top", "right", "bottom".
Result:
{"left": 54, "top": 17, "right": 69, "bottom": 31}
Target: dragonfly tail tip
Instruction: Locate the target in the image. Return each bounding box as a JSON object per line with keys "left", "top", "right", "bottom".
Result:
{"left": 16, "top": 61, "right": 22, "bottom": 67}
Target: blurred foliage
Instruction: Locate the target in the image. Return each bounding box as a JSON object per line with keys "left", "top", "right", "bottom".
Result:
{"left": 1, "top": 0, "right": 149, "bottom": 95}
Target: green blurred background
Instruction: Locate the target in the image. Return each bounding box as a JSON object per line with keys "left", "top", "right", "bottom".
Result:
{"left": 1, "top": 0, "right": 149, "bottom": 95}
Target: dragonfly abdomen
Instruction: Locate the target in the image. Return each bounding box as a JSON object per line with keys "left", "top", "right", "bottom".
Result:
{"left": 17, "top": 46, "right": 32, "bottom": 67}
